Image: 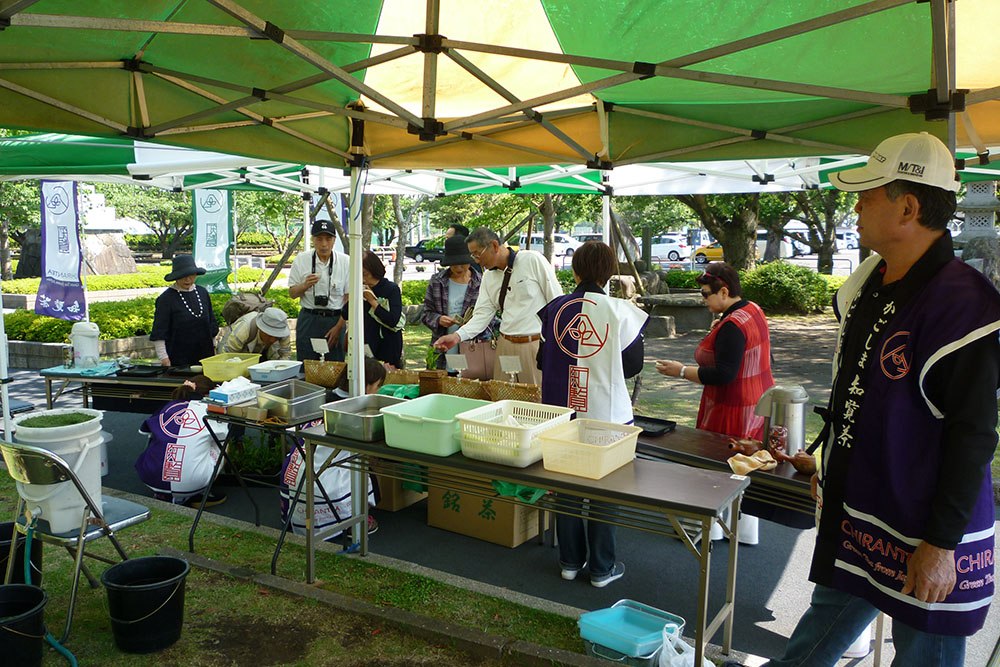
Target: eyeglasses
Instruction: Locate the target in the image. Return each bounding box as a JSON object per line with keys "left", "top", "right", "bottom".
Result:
{"left": 469, "top": 243, "right": 493, "bottom": 260}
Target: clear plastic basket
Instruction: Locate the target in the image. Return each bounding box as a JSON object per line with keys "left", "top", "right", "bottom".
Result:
{"left": 456, "top": 400, "right": 574, "bottom": 467}
{"left": 540, "top": 419, "right": 642, "bottom": 479}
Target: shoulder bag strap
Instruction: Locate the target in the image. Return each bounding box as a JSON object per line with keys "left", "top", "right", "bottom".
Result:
{"left": 497, "top": 250, "right": 517, "bottom": 315}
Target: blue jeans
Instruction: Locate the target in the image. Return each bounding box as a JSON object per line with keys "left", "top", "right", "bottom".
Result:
{"left": 766, "top": 584, "right": 966, "bottom": 667}
{"left": 556, "top": 497, "right": 616, "bottom": 576}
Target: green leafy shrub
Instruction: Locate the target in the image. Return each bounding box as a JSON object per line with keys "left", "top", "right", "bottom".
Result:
{"left": 820, "top": 274, "right": 848, "bottom": 301}
{"left": 235, "top": 232, "right": 275, "bottom": 248}
{"left": 661, "top": 270, "right": 702, "bottom": 289}
{"left": 555, "top": 269, "right": 575, "bottom": 294}
{"left": 741, "top": 261, "right": 829, "bottom": 314}
{"left": 4, "top": 289, "right": 299, "bottom": 342}
{"left": 125, "top": 233, "right": 193, "bottom": 252}
{"left": 400, "top": 280, "right": 429, "bottom": 306}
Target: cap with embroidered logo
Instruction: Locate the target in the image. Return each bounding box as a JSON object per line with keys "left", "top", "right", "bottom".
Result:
{"left": 829, "top": 132, "right": 959, "bottom": 193}
{"left": 311, "top": 218, "right": 337, "bottom": 237}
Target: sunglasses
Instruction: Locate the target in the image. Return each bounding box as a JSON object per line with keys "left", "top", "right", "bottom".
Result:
{"left": 700, "top": 290, "right": 713, "bottom": 299}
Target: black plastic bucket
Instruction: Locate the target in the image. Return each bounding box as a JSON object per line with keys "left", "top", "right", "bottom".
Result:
{"left": 0, "top": 584, "right": 47, "bottom": 667}
{"left": 101, "top": 556, "right": 189, "bottom": 653}
{"left": 0, "top": 523, "right": 43, "bottom": 586}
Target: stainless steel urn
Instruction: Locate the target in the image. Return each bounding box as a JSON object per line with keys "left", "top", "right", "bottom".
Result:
{"left": 754, "top": 385, "right": 809, "bottom": 456}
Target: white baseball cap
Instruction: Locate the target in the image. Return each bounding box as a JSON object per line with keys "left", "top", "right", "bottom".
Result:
{"left": 256, "top": 307, "right": 290, "bottom": 338}
{"left": 829, "top": 132, "right": 960, "bottom": 193}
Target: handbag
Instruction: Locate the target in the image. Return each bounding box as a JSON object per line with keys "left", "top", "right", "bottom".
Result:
{"left": 457, "top": 339, "right": 497, "bottom": 381}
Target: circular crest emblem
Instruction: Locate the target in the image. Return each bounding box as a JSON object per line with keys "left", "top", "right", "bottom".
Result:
{"left": 553, "top": 297, "right": 609, "bottom": 360}
{"left": 879, "top": 331, "right": 910, "bottom": 380}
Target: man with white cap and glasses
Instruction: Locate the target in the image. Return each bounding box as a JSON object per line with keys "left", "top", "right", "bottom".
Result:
{"left": 289, "top": 217, "right": 349, "bottom": 361}
{"left": 220, "top": 307, "right": 292, "bottom": 361}
{"left": 725, "top": 132, "right": 1000, "bottom": 667}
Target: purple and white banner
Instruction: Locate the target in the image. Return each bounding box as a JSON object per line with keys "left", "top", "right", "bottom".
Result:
{"left": 36, "top": 180, "right": 86, "bottom": 321}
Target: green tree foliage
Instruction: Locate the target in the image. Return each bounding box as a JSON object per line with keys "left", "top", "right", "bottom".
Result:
{"left": 95, "top": 183, "right": 192, "bottom": 258}
{"left": 234, "top": 190, "right": 303, "bottom": 253}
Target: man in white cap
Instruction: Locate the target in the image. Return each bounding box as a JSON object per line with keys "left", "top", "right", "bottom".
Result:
{"left": 289, "top": 217, "right": 349, "bottom": 361}
{"left": 220, "top": 307, "right": 292, "bottom": 361}
{"left": 726, "top": 133, "right": 1000, "bottom": 667}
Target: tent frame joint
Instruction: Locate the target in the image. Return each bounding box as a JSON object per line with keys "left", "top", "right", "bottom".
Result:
{"left": 751, "top": 129, "right": 767, "bottom": 140}
{"left": 124, "top": 126, "right": 145, "bottom": 139}
{"left": 587, "top": 158, "right": 613, "bottom": 170}
{"left": 632, "top": 61, "right": 656, "bottom": 80}
{"left": 408, "top": 118, "right": 445, "bottom": 142}
{"left": 413, "top": 33, "right": 445, "bottom": 54}
{"left": 347, "top": 153, "right": 369, "bottom": 169}
{"left": 752, "top": 173, "right": 775, "bottom": 184}
{"left": 505, "top": 178, "right": 521, "bottom": 191}
{"left": 121, "top": 58, "right": 142, "bottom": 72}
{"left": 260, "top": 21, "right": 285, "bottom": 44}
{"left": 909, "top": 89, "right": 966, "bottom": 121}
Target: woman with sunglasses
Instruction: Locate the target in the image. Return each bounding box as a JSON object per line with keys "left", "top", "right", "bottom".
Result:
{"left": 655, "top": 262, "right": 774, "bottom": 543}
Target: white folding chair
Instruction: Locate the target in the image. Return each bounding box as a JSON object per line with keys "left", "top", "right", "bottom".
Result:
{"left": 0, "top": 440, "right": 150, "bottom": 643}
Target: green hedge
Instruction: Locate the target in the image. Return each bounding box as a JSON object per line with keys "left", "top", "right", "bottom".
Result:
{"left": 555, "top": 269, "right": 575, "bottom": 295}
{"left": 124, "top": 232, "right": 276, "bottom": 252}
{"left": 4, "top": 289, "right": 298, "bottom": 343}
{"left": 3, "top": 266, "right": 283, "bottom": 294}
{"left": 400, "top": 280, "right": 429, "bottom": 306}
{"left": 741, "top": 261, "right": 830, "bottom": 314}
{"left": 661, "top": 270, "right": 702, "bottom": 289}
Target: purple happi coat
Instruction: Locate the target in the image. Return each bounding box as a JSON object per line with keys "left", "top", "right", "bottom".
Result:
{"left": 815, "top": 257, "right": 1000, "bottom": 636}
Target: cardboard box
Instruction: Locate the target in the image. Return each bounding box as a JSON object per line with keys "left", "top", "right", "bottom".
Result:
{"left": 374, "top": 473, "right": 427, "bottom": 512}
{"left": 427, "top": 478, "right": 539, "bottom": 548}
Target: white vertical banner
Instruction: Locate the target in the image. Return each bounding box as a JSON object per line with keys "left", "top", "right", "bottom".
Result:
{"left": 192, "top": 189, "right": 232, "bottom": 293}
{"left": 36, "top": 180, "right": 87, "bottom": 320}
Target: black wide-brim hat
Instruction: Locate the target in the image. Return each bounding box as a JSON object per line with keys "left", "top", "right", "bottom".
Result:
{"left": 165, "top": 254, "right": 207, "bottom": 282}
{"left": 439, "top": 234, "right": 475, "bottom": 266}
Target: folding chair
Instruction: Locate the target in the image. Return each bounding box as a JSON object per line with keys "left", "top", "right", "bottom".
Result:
{"left": 0, "top": 440, "right": 151, "bottom": 643}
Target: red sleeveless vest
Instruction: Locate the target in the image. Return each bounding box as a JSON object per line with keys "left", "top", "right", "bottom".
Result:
{"left": 694, "top": 301, "right": 773, "bottom": 439}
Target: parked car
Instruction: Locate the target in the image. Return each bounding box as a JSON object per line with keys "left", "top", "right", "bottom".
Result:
{"left": 836, "top": 229, "right": 860, "bottom": 250}
{"left": 372, "top": 245, "right": 397, "bottom": 264}
{"left": 650, "top": 234, "right": 690, "bottom": 262}
{"left": 691, "top": 241, "right": 725, "bottom": 264}
{"left": 573, "top": 232, "right": 604, "bottom": 243}
{"left": 517, "top": 232, "right": 582, "bottom": 256}
{"left": 403, "top": 237, "right": 446, "bottom": 263}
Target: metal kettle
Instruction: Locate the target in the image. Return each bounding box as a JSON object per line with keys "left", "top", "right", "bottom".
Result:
{"left": 755, "top": 385, "right": 809, "bottom": 456}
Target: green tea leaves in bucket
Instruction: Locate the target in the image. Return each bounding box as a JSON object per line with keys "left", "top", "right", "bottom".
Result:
{"left": 18, "top": 412, "right": 97, "bottom": 428}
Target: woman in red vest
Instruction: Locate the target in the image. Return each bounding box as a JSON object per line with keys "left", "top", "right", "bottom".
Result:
{"left": 655, "top": 262, "right": 774, "bottom": 543}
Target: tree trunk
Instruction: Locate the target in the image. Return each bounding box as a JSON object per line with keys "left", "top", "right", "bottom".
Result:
{"left": 540, "top": 194, "right": 556, "bottom": 262}
{"left": 361, "top": 194, "right": 374, "bottom": 254}
{"left": 392, "top": 195, "right": 407, "bottom": 284}
{"left": 0, "top": 216, "right": 10, "bottom": 280}
{"left": 14, "top": 228, "right": 41, "bottom": 278}
{"left": 816, "top": 245, "right": 835, "bottom": 274}
{"left": 762, "top": 228, "right": 782, "bottom": 262}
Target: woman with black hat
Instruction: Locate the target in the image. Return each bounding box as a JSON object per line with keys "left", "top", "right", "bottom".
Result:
{"left": 151, "top": 254, "right": 219, "bottom": 367}
{"left": 420, "top": 234, "right": 497, "bottom": 368}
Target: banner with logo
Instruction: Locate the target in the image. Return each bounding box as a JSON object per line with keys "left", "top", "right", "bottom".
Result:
{"left": 36, "top": 180, "right": 86, "bottom": 321}
{"left": 192, "top": 189, "right": 233, "bottom": 293}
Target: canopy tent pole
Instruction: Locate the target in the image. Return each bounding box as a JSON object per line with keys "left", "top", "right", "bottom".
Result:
{"left": 601, "top": 173, "right": 611, "bottom": 245}
{"left": 0, "top": 279, "right": 13, "bottom": 437}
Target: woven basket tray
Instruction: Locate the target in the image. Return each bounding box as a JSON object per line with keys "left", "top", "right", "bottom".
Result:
{"left": 303, "top": 360, "right": 346, "bottom": 388}
{"left": 384, "top": 369, "right": 420, "bottom": 385}
{"left": 485, "top": 380, "right": 541, "bottom": 402}
{"left": 441, "top": 376, "right": 489, "bottom": 400}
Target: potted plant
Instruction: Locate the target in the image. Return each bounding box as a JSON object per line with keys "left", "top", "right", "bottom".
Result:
{"left": 220, "top": 430, "right": 287, "bottom": 485}
{"left": 418, "top": 346, "right": 447, "bottom": 396}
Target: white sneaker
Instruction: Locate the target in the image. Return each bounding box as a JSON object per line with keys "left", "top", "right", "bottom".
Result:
{"left": 561, "top": 561, "right": 586, "bottom": 581}
{"left": 843, "top": 624, "right": 872, "bottom": 658}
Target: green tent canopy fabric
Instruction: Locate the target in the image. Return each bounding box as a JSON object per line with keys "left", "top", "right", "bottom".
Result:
{"left": 0, "top": 1, "right": 995, "bottom": 171}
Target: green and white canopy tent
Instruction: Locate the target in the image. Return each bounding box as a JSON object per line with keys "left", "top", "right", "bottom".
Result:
{"left": 2, "top": 2, "right": 999, "bottom": 471}
{"left": 0, "top": 133, "right": 310, "bottom": 194}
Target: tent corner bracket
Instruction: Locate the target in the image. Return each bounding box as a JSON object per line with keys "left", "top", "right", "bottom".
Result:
{"left": 909, "top": 89, "right": 967, "bottom": 121}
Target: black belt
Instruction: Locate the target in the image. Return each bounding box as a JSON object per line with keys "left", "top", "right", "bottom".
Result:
{"left": 302, "top": 308, "right": 342, "bottom": 317}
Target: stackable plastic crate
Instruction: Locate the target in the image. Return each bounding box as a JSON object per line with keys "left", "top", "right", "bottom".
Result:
{"left": 456, "top": 400, "right": 574, "bottom": 467}
{"left": 539, "top": 419, "right": 642, "bottom": 479}
{"left": 199, "top": 353, "right": 261, "bottom": 382}
{"left": 380, "top": 394, "right": 490, "bottom": 456}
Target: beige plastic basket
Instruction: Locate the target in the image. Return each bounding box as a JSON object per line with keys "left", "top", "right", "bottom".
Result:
{"left": 303, "top": 360, "right": 346, "bottom": 388}
{"left": 456, "top": 400, "right": 574, "bottom": 467}
{"left": 539, "top": 419, "right": 642, "bottom": 479}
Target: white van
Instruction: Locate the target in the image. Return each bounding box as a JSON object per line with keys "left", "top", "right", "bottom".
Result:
{"left": 517, "top": 232, "right": 582, "bottom": 256}
{"left": 835, "top": 229, "right": 859, "bottom": 250}
{"left": 755, "top": 230, "right": 796, "bottom": 259}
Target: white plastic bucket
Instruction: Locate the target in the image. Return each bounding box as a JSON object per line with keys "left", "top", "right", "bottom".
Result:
{"left": 99, "top": 430, "right": 112, "bottom": 477}
{"left": 13, "top": 409, "right": 104, "bottom": 534}
{"left": 70, "top": 322, "right": 100, "bottom": 368}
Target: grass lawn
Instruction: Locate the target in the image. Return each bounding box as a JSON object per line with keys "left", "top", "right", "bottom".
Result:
{"left": 0, "top": 473, "right": 574, "bottom": 666}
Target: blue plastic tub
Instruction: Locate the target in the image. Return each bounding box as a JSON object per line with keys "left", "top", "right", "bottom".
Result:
{"left": 579, "top": 599, "right": 685, "bottom": 658}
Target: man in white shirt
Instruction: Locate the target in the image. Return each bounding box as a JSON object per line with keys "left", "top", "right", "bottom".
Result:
{"left": 433, "top": 227, "right": 562, "bottom": 385}
{"left": 288, "top": 219, "right": 350, "bottom": 361}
